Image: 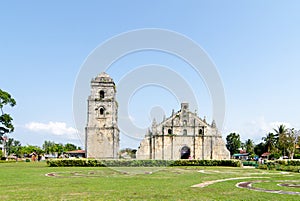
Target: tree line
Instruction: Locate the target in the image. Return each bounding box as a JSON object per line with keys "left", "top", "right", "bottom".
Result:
{"left": 0, "top": 138, "right": 81, "bottom": 158}
{"left": 0, "top": 89, "right": 81, "bottom": 159}
{"left": 226, "top": 125, "right": 300, "bottom": 159}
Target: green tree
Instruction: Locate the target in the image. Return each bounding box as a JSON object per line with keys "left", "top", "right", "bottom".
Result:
{"left": 64, "top": 143, "right": 77, "bottom": 151}
{"left": 284, "top": 128, "right": 299, "bottom": 159}
{"left": 240, "top": 142, "right": 245, "bottom": 150}
{"left": 0, "top": 89, "right": 16, "bottom": 137}
{"left": 42, "top": 140, "right": 56, "bottom": 154}
{"left": 20, "top": 145, "right": 43, "bottom": 156}
{"left": 226, "top": 133, "right": 241, "bottom": 156}
{"left": 54, "top": 143, "right": 64, "bottom": 156}
{"left": 274, "top": 124, "right": 288, "bottom": 156}
{"left": 119, "top": 148, "right": 137, "bottom": 158}
{"left": 43, "top": 141, "right": 81, "bottom": 156}
{"left": 262, "top": 132, "right": 278, "bottom": 152}
{"left": 6, "top": 138, "right": 21, "bottom": 156}
{"left": 244, "top": 139, "right": 254, "bottom": 155}
{"left": 254, "top": 142, "right": 267, "bottom": 156}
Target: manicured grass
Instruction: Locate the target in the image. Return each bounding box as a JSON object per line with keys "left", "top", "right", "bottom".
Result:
{"left": 0, "top": 162, "right": 300, "bottom": 200}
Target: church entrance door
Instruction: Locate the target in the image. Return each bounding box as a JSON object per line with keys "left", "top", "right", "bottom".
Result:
{"left": 180, "top": 146, "right": 191, "bottom": 159}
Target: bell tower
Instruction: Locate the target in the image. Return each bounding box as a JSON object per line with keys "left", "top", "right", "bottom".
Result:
{"left": 85, "top": 72, "right": 119, "bottom": 158}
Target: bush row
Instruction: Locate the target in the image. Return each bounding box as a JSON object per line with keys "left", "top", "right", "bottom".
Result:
{"left": 265, "top": 159, "right": 300, "bottom": 166}
{"left": 46, "top": 159, "right": 242, "bottom": 167}
{"left": 0, "top": 160, "right": 19, "bottom": 163}
{"left": 257, "top": 159, "right": 300, "bottom": 172}
{"left": 242, "top": 161, "right": 258, "bottom": 167}
{"left": 258, "top": 164, "right": 300, "bottom": 173}
{"left": 170, "top": 159, "right": 241, "bottom": 167}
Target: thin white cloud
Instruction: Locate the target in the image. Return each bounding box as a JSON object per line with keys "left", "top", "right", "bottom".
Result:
{"left": 25, "top": 121, "right": 78, "bottom": 136}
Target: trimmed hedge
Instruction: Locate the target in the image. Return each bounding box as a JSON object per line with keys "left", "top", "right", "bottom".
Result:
{"left": 257, "top": 159, "right": 300, "bottom": 173}
{"left": 0, "top": 160, "right": 19, "bottom": 163}
{"left": 242, "top": 161, "right": 258, "bottom": 167}
{"left": 46, "top": 159, "right": 241, "bottom": 167}
{"left": 264, "top": 159, "right": 300, "bottom": 166}
{"left": 170, "top": 159, "right": 241, "bottom": 167}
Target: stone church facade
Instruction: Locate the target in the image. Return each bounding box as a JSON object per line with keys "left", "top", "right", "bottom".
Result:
{"left": 136, "top": 103, "right": 230, "bottom": 160}
{"left": 85, "top": 72, "right": 119, "bottom": 159}
{"left": 85, "top": 72, "right": 230, "bottom": 160}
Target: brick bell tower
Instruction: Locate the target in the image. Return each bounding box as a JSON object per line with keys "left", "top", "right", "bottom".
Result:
{"left": 85, "top": 72, "right": 119, "bottom": 158}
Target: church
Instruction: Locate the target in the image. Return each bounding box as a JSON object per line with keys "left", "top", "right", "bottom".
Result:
{"left": 85, "top": 72, "right": 230, "bottom": 160}
{"left": 136, "top": 103, "right": 230, "bottom": 160}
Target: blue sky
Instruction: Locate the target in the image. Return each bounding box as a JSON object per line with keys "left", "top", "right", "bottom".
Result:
{"left": 1, "top": 1, "right": 300, "bottom": 149}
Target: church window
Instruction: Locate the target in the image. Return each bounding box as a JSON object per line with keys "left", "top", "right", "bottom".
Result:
{"left": 183, "top": 129, "right": 187, "bottom": 136}
{"left": 100, "top": 90, "right": 105, "bottom": 99}
{"left": 183, "top": 120, "right": 187, "bottom": 126}
{"left": 100, "top": 108, "right": 104, "bottom": 115}
{"left": 168, "top": 129, "right": 172, "bottom": 134}
{"left": 199, "top": 129, "right": 203, "bottom": 135}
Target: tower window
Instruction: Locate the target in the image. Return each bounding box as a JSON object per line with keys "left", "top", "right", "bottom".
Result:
{"left": 168, "top": 129, "right": 172, "bottom": 134}
{"left": 100, "top": 108, "right": 104, "bottom": 115}
{"left": 199, "top": 129, "right": 203, "bottom": 135}
{"left": 183, "top": 120, "right": 187, "bottom": 126}
{"left": 183, "top": 129, "right": 187, "bottom": 136}
{"left": 100, "top": 90, "right": 105, "bottom": 99}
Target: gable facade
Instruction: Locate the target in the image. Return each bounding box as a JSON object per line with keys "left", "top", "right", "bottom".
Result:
{"left": 136, "top": 103, "right": 230, "bottom": 160}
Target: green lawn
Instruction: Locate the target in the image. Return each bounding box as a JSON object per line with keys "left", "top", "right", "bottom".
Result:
{"left": 0, "top": 162, "right": 300, "bottom": 200}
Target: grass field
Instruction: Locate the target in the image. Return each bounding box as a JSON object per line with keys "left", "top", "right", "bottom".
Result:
{"left": 0, "top": 162, "right": 300, "bottom": 200}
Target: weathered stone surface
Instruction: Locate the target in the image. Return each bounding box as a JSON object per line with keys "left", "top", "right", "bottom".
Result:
{"left": 85, "top": 73, "right": 229, "bottom": 160}
{"left": 136, "top": 103, "right": 230, "bottom": 160}
{"left": 85, "top": 72, "right": 119, "bottom": 159}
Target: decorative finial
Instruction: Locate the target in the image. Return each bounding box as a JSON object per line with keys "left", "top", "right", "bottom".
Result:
{"left": 211, "top": 120, "right": 216, "bottom": 128}
{"left": 152, "top": 118, "right": 157, "bottom": 127}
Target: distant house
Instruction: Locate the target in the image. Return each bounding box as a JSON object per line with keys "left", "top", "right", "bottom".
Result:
{"left": 232, "top": 149, "right": 249, "bottom": 160}
{"left": 261, "top": 152, "right": 271, "bottom": 159}
{"left": 232, "top": 153, "right": 249, "bottom": 160}
{"left": 65, "top": 150, "right": 86, "bottom": 158}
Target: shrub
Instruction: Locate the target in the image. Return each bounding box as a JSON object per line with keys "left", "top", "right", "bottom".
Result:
{"left": 242, "top": 161, "right": 258, "bottom": 167}
{"left": 257, "top": 159, "right": 300, "bottom": 172}
{"left": 0, "top": 160, "right": 17, "bottom": 163}
{"left": 294, "top": 154, "right": 300, "bottom": 159}
{"left": 46, "top": 159, "right": 241, "bottom": 167}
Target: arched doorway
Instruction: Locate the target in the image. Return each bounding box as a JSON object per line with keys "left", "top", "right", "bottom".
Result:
{"left": 180, "top": 146, "right": 190, "bottom": 159}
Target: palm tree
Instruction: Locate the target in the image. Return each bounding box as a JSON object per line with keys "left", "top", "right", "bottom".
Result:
{"left": 274, "top": 124, "right": 288, "bottom": 136}
{"left": 245, "top": 139, "right": 254, "bottom": 154}
{"left": 274, "top": 124, "right": 288, "bottom": 156}
{"left": 262, "top": 132, "right": 277, "bottom": 152}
